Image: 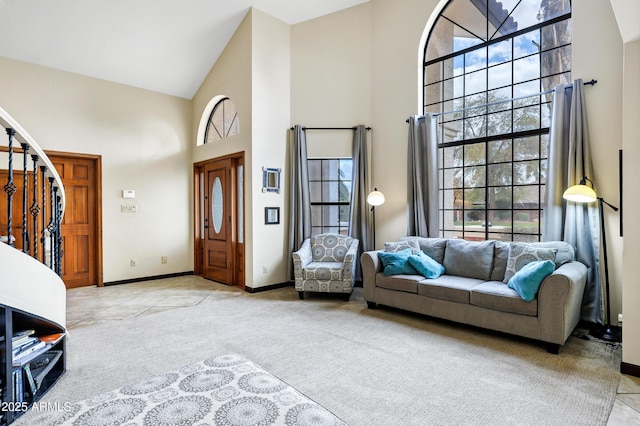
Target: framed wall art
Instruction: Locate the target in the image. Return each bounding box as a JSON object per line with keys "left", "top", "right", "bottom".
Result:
{"left": 265, "top": 207, "right": 280, "bottom": 225}
{"left": 262, "top": 167, "right": 281, "bottom": 193}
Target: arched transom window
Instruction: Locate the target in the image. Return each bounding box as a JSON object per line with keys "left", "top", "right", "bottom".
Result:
{"left": 424, "top": 0, "right": 571, "bottom": 242}
{"left": 204, "top": 97, "right": 239, "bottom": 144}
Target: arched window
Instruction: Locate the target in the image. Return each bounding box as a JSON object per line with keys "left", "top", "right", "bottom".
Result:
{"left": 424, "top": 0, "right": 571, "bottom": 242}
{"left": 204, "top": 97, "right": 239, "bottom": 144}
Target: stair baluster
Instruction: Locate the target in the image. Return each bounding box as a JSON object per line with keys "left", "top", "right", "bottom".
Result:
{"left": 4, "top": 128, "right": 16, "bottom": 247}
{"left": 40, "top": 165, "right": 47, "bottom": 264}
{"left": 31, "top": 154, "right": 40, "bottom": 259}
{"left": 48, "top": 177, "right": 55, "bottom": 269}
{"left": 21, "top": 143, "right": 29, "bottom": 253}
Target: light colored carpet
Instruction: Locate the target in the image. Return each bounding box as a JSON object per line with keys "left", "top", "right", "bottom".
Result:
{"left": 18, "top": 286, "right": 621, "bottom": 425}
{"left": 25, "top": 354, "right": 346, "bottom": 425}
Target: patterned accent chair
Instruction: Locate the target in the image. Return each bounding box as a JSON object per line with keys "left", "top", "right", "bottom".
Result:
{"left": 292, "top": 233, "right": 359, "bottom": 301}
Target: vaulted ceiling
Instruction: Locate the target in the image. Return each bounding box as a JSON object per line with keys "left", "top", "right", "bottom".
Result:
{"left": 0, "top": 0, "right": 369, "bottom": 99}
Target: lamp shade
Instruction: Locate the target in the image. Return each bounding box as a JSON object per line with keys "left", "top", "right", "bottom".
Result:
{"left": 563, "top": 184, "right": 597, "bottom": 203}
{"left": 367, "top": 189, "right": 385, "bottom": 206}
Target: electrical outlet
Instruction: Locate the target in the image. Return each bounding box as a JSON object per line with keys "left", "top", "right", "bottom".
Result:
{"left": 262, "top": 265, "right": 267, "bottom": 274}
{"left": 161, "top": 256, "right": 168, "bottom": 264}
{"left": 618, "top": 313, "right": 623, "bottom": 323}
{"left": 130, "top": 259, "right": 136, "bottom": 267}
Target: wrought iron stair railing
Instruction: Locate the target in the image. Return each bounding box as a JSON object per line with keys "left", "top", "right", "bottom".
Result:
{"left": 1, "top": 106, "right": 67, "bottom": 425}
{"left": 0, "top": 106, "right": 65, "bottom": 272}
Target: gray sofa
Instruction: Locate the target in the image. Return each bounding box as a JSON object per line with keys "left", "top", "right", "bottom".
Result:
{"left": 361, "top": 237, "right": 587, "bottom": 353}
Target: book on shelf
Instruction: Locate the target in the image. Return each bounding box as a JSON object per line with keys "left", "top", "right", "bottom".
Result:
{"left": 13, "top": 342, "right": 50, "bottom": 366}
{"left": 39, "top": 333, "right": 65, "bottom": 345}
{"left": 23, "top": 364, "right": 37, "bottom": 398}
{"left": 12, "top": 336, "right": 39, "bottom": 355}
{"left": 12, "top": 369, "right": 23, "bottom": 403}
{"left": 12, "top": 329, "right": 36, "bottom": 347}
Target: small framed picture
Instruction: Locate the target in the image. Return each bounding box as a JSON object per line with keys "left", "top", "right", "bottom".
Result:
{"left": 262, "top": 167, "right": 281, "bottom": 193}
{"left": 265, "top": 207, "right": 280, "bottom": 225}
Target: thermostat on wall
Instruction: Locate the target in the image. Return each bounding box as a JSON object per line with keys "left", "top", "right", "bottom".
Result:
{"left": 122, "top": 189, "right": 135, "bottom": 199}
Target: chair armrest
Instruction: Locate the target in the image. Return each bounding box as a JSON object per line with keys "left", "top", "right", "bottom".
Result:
{"left": 292, "top": 239, "right": 312, "bottom": 272}
{"left": 344, "top": 239, "right": 359, "bottom": 266}
{"left": 537, "top": 261, "right": 587, "bottom": 344}
{"left": 343, "top": 239, "right": 359, "bottom": 281}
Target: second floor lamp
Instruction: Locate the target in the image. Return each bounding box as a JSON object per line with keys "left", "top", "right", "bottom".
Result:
{"left": 563, "top": 176, "right": 620, "bottom": 342}
{"left": 367, "top": 188, "right": 385, "bottom": 250}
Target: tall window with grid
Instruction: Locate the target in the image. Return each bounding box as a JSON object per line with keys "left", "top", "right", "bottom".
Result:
{"left": 424, "top": 0, "right": 571, "bottom": 242}
{"left": 308, "top": 159, "right": 353, "bottom": 235}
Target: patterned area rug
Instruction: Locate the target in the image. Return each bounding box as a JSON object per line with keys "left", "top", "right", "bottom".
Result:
{"left": 29, "top": 354, "right": 346, "bottom": 426}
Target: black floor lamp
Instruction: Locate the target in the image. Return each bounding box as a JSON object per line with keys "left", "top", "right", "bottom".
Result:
{"left": 367, "top": 188, "right": 385, "bottom": 250}
{"left": 563, "top": 177, "right": 621, "bottom": 342}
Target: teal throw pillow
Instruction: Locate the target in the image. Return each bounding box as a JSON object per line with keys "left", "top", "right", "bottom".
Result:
{"left": 407, "top": 251, "right": 445, "bottom": 279}
{"left": 377, "top": 249, "right": 419, "bottom": 276}
{"left": 507, "top": 260, "right": 555, "bottom": 302}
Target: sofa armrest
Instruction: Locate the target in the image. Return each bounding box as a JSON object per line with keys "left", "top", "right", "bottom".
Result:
{"left": 537, "top": 260, "right": 587, "bottom": 344}
{"left": 361, "top": 251, "right": 383, "bottom": 302}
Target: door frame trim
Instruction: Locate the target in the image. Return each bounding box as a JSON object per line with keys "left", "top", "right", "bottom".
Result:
{"left": 46, "top": 150, "right": 103, "bottom": 287}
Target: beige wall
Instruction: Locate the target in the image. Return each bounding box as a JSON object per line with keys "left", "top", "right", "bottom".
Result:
{"left": 622, "top": 38, "right": 640, "bottom": 366}
{"left": 0, "top": 56, "right": 193, "bottom": 282}
{"left": 192, "top": 12, "right": 253, "bottom": 166}
{"left": 573, "top": 0, "right": 624, "bottom": 334}
{"left": 291, "top": 3, "right": 373, "bottom": 160}
{"left": 250, "top": 9, "right": 291, "bottom": 287}
{"left": 370, "top": 0, "right": 438, "bottom": 248}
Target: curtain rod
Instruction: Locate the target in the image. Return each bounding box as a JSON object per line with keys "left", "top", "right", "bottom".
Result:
{"left": 289, "top": 126, "right": 372, "bottom": 131}
{"left": 406, "top": 79, "right": 597, "bottom": 122}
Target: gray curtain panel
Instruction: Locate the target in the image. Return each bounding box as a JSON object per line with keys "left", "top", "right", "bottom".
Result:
{"left": 543, "top": 79, "right": 602, "bottom": 324}
{"left": 407, "top": 114, "right": 439, "bottom": 237}
{"left": 348, "top": 125, "right": 370, "bottom": 280}
{"left": 288, "top": 125, "right": 312, "bottom": 280}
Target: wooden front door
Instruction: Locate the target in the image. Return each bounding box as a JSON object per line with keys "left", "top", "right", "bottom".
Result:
{"left": 49, "top": 154, "right": 101, "bottom": 288}
{"left": 195, "top": 153, "right": 244, "bottom": 288}
{"left": 204, "top": 158, "right": 233, "bottom": 284}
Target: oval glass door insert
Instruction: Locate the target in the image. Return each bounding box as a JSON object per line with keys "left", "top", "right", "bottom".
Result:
{"left": 212, "top": 177, "right": 223, "bottom": 233}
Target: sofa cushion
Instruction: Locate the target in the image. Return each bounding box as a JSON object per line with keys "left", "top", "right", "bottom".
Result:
{"left": 503, "top": 243, "right": 557, "bottom": 283}
{"left": 378, "top": 249, "right": 419, "bottom": 276}
{"left": 490, "top": 241, "right": 510, "bottom": 282}
{"left": 507, "top": 260, "right": 555, "bottom": 302}
{"left": 302, "top": 262, "right": 345, "bottom": 281}
{"left": 400, "top": 237, "right": 448, "bottom": 264}
{"left": 376, "top": 273, "right": 422, "bottom": 293}
{"left": 408, "top": 251, "right": 445, "bottom": 279}
{"left": 470, "top": 281, "right": 538, "bottom": 316}
{"left": 442, "top": 239, "right": 495, "bottom": 280}
{"left": 384, "top": 239, "right": 420, "bottom": 253}
{"left": 417, "top": 275, "right": 484, "bottom": 304}
{"left": 526, "top": 241, "right": 575, "bottom": 267}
